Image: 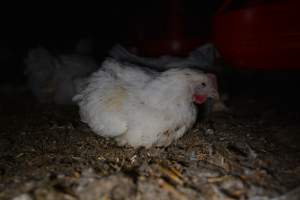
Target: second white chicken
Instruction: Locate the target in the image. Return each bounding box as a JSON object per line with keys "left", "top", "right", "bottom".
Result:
{"left": 25, "top": 46, "right": 98, "bottom": 104}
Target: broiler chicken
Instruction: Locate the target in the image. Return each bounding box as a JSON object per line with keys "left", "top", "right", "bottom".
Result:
{"left": 73, "top": 59, "right": 219, "bottom": 148}
{"left": 24, "top": 40, "right": 98, "bottom": 104}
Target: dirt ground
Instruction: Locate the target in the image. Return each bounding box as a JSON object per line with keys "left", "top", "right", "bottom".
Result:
{"left": 0, "top": 94, "right": 300, "bottom": 200}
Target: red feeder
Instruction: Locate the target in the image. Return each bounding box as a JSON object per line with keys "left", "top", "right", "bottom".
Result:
{"left": 213, "top": 0, "right": 300, "bottom": 70}
{"left": 126, "top": 0, "right": 209, "bottom": 57}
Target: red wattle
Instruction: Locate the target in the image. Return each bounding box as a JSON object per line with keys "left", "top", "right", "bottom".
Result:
{"left": 193, "top": 95, "right": 207, "bottom": 104}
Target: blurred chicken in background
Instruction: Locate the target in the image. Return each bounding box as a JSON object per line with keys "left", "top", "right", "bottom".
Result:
{"left": 24, "top": 39, "right": 99, "bottom": 104}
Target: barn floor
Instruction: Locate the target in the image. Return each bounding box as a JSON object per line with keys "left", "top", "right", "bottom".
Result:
{"left": 0, "top": 93, "right": 300, "bottom": 200}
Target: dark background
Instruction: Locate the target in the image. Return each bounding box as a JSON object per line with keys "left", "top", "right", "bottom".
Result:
{"left": 0, "top": 0, "right": 299, "bottom": 100}
{"left": 0, "top": 0, "right": 222, "bottom": 84}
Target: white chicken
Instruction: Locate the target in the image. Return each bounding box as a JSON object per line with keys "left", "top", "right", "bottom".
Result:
{"left": 73, "top": 59, "right": 219, "bottom": 148}
{"left": 24, "top": 40, "right": 98, "bottom": 104}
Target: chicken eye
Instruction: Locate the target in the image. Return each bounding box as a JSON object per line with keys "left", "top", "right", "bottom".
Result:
{"left": 201, "top": 82, "right": 206, "bottom": 87}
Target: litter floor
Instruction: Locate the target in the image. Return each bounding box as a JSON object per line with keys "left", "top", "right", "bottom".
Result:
{"left": 0, "top": 94, "right": 300, "bottom": 200}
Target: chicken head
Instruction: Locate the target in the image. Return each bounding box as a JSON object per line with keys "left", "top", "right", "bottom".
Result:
{"left": 192, "top": 73, "right": 219, "bottom": 104}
